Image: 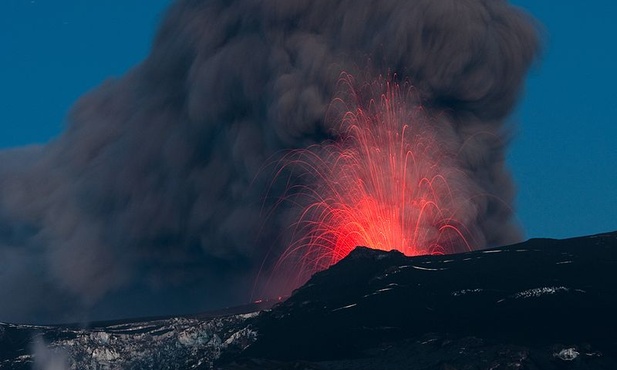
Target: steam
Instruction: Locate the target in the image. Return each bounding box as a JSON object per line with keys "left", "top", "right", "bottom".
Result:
{"left": 31, "top": 336, "right": 69, "bottom": 370}
{"left": 0, "top": 0, "right": 538, "bottom": 323}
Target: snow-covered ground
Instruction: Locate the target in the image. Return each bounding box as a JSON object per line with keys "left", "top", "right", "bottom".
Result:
{"left": 2, "top": 312, "right": 259, "bottom": 369}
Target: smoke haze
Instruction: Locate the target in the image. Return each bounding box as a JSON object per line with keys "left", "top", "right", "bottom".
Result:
{"left": 0, "top": 0, "right": 538, "bottom": 323}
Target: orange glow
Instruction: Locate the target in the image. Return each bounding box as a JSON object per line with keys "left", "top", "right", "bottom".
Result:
{"left": 275, "top": 75, "right": 474, "bottom": 280}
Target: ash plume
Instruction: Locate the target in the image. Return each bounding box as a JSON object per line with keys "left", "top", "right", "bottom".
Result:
{"left": 0, "top": 0, "right": 538, "bottom": 323}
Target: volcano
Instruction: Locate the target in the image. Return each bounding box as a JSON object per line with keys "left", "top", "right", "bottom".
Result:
{"left": 2, "top": 231, "right": 617, "bottom": 369}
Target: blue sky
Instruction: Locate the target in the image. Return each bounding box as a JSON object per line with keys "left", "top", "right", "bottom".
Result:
{"left": 508, "top": 0, "right": 617, "bottom": 238}
{"left": 0, "top": 0, "right": 615, "bottom": 240}
{"left": 0, "top": 0, "right": 172, "bottom": 144}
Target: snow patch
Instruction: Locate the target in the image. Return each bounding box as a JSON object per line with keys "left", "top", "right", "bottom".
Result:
{"left": 332, "top": 303, "right": 357, "bottom": 312}
{"left": 411, "top": 265, "right": 448, "bottom": 271}
{"left": 92, "top": 347, "right": 120, "bottom": 362}
{"left": 555, "top": 348, "right": 579, "bottom": 361}
{"left": 376, "top": 287, "right": 394, "bottom": 293}
{"left": 222, "top": 327, "right": 258, "bottom": 350}
{"left": 513, "top": 286, "right": 569, "bottom": 299}
{"left": 452, "top": 289, "right": 483, "bottom": 297}
{"left": 236, "top": 312, "right": 260, "bottom": 320}
{"left": 30, "top": 311, "right": 260, "bottom": 369}
{"left": 90, "top": 331, "right": 110, "bottom": 345}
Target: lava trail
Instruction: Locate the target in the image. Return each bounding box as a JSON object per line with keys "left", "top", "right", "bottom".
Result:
{"left": 271, "top": 75, "right": 480, "bottom": 285}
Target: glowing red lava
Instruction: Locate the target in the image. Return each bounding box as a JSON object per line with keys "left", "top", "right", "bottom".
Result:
{"left": 275, "top": 75, "right": 474, "bottom": 281}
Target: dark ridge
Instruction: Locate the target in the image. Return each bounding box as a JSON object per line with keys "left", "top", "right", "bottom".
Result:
{"left": 235, "top": 231, "right": 617, "bottom": 364}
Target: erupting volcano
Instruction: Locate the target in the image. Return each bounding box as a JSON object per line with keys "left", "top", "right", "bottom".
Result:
{"left": 0, "top": 0, "right": 540, "bottom": 324}
{"left": 274, "top": 75, "right": 477, "bottom": 280}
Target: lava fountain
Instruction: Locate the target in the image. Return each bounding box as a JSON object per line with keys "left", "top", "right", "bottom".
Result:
{"left": 273, "top": 75, "right": 477, "bottom": 283}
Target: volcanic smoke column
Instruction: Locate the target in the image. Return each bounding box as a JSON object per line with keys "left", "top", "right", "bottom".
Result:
{"left": 0, "top": 0, "right": 538, "bottom": 323}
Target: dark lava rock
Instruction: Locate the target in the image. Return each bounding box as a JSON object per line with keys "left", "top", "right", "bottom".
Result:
{"left": 227, "top": 231, "right": 617, "bottom": 368}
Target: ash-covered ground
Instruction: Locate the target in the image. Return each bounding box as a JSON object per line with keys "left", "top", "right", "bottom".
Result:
{"left": 2, "top": 231, "right": 616, "bottom": 369}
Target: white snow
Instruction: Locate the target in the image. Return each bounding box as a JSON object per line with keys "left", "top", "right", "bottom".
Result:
{"left": 32, "top": 311, "right": 262, "bottom": 369}
{"left": 451, "top": 289, "right": 483, "bottom": 297}
{"left": 332, "top": 303, "right": 357, "bottom": 312}
{"left": 92, "top": 347, "right": 120, "bottom": 362}
{"left": 236, "top": 312, "right": 260, "bottom": 320}
{"left": 221, "top": 327, "right": 258, "bottom": 349}
{"left": 513, "top": 286, "right": 569, "bottom": 299}
{"left": 91, "top": 331, "right": 110, "bottom": 345}
{"left": 411, "top": 265, "right": 448, "bottom": 271}
{"left": 481, "top": 249, "right": 503, "bottom": 254}
{"left": 555, "top": 348, "right": 579, "bottom": 361}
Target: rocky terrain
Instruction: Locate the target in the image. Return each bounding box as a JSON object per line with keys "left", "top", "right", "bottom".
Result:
{"left": 2, "top": 231, "right": 616, "bottom": 369}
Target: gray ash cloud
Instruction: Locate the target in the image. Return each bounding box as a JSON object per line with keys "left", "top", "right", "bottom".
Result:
{"left": 0, "top": 0, "right": 538, "bottom": 323}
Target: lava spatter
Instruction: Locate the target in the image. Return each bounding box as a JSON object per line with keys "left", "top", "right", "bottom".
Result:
{"left": 274, "top": 75, "right": 477, "bottom": 283}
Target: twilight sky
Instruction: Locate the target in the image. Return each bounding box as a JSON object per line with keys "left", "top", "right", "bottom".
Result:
{"left": 1, "top": 0, "right": 615, "bottom": 241}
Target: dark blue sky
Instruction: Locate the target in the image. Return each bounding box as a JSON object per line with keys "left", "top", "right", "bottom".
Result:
{"left": 0, "top": 0, "right": 615, "bottom": 240}
{"left": 508, "top": 0, "right": 617, "bottom": 238}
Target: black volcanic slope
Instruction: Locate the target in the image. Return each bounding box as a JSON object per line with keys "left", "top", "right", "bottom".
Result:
{"left": 227, "top": 232, "right": 617, "bottom": 369}
{"left": 2, "top": 232, "right": 617, "bottom": 369}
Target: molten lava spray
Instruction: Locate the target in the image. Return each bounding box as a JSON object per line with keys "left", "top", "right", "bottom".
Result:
{"left": 273, "top": 76, "right": 477, "bottom": 283}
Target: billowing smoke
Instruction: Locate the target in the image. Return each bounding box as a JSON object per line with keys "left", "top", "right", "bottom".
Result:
{"left": 0, "top": 0, "right": 538, "bottom": 323}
